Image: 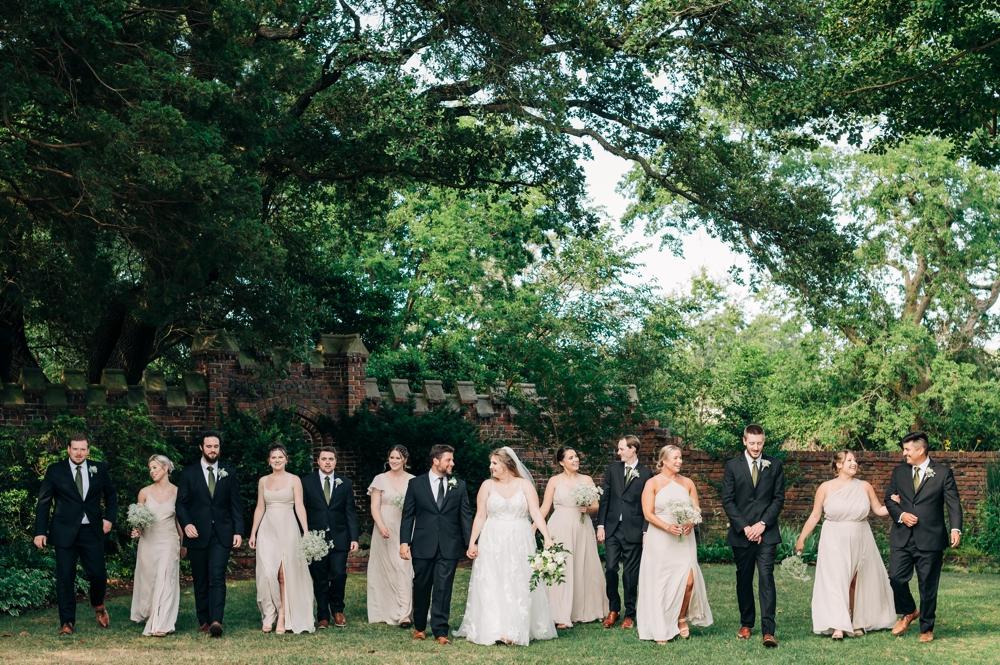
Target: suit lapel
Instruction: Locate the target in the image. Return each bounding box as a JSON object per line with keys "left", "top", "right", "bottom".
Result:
{"left": 739, "top": 456, "right": 756, "bottom": 494}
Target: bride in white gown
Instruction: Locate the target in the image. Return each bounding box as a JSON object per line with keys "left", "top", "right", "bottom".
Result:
{"left": 454, "top": 447, "right": 559, "bottom": 646}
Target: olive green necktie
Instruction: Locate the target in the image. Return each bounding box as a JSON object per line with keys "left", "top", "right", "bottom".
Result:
{"left": 324, "top": 475, "right": 332, "bottom": 505}
{"left": 208, "top": 466, "right": 216, "bottom": 498}
{"left": 75, "top": 465, "right": 84, "bottom": 498}
{"left": 751, "top": 461, "right": 759, "bottom": 487}
{"left": 913, "top": 467, "right": 920, "bottom": 493}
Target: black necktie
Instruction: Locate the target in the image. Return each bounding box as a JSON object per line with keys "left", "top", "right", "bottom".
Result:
{"left": 437, "top": 477, "right": 446, "bottom": 509}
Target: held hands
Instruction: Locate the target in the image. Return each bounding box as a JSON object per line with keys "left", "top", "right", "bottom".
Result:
{"left": 399, "top": 543, "right": 411, "bottom": 560}
{"left": 596, "top": 526, "right": 605, "bottom": 543}
{"left": 103, "top": 519, "right": 113, "bottom": 534}
{"left": 467, "top": 544, "right": 479, "bottom": 559}
{"left": 900, "top": 513, "right": 919, "bottom": 527}
{"left": 744, "top": 523, "right": 764, "bottom": 544}
{"left": 184, "top": 524, "right": 199, "bottom": 539}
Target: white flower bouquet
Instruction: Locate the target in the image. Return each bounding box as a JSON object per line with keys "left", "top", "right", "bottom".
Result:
{"left": 777, "top": 555, "right": 811, "bottom": 582}
{"left": 664, "top": 498, "right": 702, "bottom": 541}
{"left": 126, "top": 503, "right": 157, "bottom": 531}
{"left": 387, "top": 491, "right": 406, "bottom": 511}
{"left": 528, "top": 542, "right": 571, "bottom": 591}
{"left": 568, "top": 483, "right": 603, "bottom": 523}
{"left": 298, "top": 530, "right": 332, "bottom": 564}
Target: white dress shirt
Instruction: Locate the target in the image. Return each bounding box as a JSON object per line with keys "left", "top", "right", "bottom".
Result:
{"left": 428, "top": 470, "right": 447, "bottom": 503}
{"left": 70, "top": 459, "right": 90, "bottom": 524}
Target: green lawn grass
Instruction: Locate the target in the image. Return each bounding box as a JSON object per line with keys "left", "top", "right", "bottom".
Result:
{"left": 1, "top": 565, "right": 998, "bottom": 664}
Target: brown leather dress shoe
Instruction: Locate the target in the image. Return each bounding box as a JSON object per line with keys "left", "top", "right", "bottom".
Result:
{"left": 199, "top": 622, "right": 210, "bottom": 634}
{"left": 603, "top": 611, "right": 619, "bottom": 628}
{"left": 333, "top": 612, "right": 347, "bottom": 627}
{"left": 209, "top": 621, "right": 223, "bottom": 637}
{"left": 436, "top": 636, "right": 451, "bottom": 645}
{"left": 763, "top": 634, "right": 778, "bottom": 648}
{"left": 919, "top": 631, "right": 934, "bottom": 643}
{"left": 94, "top": 604, "right": 110, "bottom": 629}
{"left": 737, "top": 626, "right": 751, "bottom": 639}
{"left": 59, "top": 622, "right": 74, "bottom": 636}
{"left": 317, "top": 620, "right": 329, "bottom": 629}
{"left": 413, "top": 630, "right": 426, "bottom": 640}
{"left": 621, "top": 617, "right": 635, "bottom": 629}
{"left": 892, "top": 610, "right": 919, "bottom": 636}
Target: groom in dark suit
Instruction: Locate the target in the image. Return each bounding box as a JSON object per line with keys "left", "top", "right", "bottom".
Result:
{"left": 885, "top": 431, "right": 962, "bottom": 643}
{"left": 33, "top": 433, "right": 118, "bottom": 635}
{"left": 176, "top": 430, "right": 244, "bottom": 637}
{"left": 399, "top": 444, "right": 473, "bottom": 645}
{"left": 721, "top": 424, "right": 785, "bottom": 648}
{"left": 301, "top": 446, "right": 359, "bottom": 628}
{"left": 597, "top": 434, "right": 653, "bottom": 629}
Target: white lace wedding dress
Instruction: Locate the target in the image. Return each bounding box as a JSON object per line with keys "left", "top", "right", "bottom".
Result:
{"left": 454, "top": 487, "right": 558, "bottom": 646}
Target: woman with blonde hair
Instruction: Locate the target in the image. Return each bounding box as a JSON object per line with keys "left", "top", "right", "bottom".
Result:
{"left": 637, "top": 445, "right": 713, "bottom": 643}
{"left": 795, "top": 450, "right": 896, "bottom": 639}
{"left": 130, "top": 455, "right": 184, "bottom": 636}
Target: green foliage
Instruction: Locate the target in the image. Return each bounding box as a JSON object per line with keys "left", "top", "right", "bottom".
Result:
{"left": 777, "top": 526, "right": 820, "bottom": 565}
{"left": 970, "top": 462, "right": 1000, "bottom": 560}
{"left": 696, "top": 538, "right": 735, "bottom": 564}
{"left": 320, "top": 403, "right": 490, "bottom": 501}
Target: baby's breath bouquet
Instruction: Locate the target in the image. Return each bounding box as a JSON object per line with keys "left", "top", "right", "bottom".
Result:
{"left": 298, "top": 530, "right": 332, "bottom": 564}
{"left": 387, "top": 491, "right": 406, "bottom": 511}
{"left": 126, "top": 503, "right": 157, "bottom": 531}
{"left": 528, "top": 542, "right": 571, "bottom": 591}
{"left": 664, "top": 498, "right": 702, "bottom": 542}
{"left": 778, "top": 555, "right": 811, "bottom": 582}
{"left": 568, "top": 483, "right": 603, "bottom": 523}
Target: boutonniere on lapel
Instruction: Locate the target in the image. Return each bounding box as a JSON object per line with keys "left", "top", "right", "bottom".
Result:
{"left": 88, "top": 465, "right": 98, "bottom": 476}
{"left": 334, "top": 478, "right": 343, "bottom": 488}
{"left": 924, "top": 468, "right": 935, "bottom": 480}
{"left": 217, "top": 469, "right": 228, "bottom": 479}
{"left": 761, "top": 460, "right": 771, "bottom": 470}
{"left": 447, "top": 477, "right": 458, "bottom": 490}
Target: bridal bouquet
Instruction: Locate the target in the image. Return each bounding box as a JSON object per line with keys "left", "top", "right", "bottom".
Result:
{"left": 664, "top": 498, "right": 702, "bottom": 542}
{"left": 528, "top": 542, "right": 570, "bottom": 591}
{"left": 778, "top": 555, "right": 811, "bottom": 582}
{"left": 568, "top": 484, "right": 603, "bottom": 523}
{"left": 387, "top": 491, "right": 406, "bottom": 511}
{"left": 298, "top": 530, "right": 332, "bottom": 564}
{"left": 126, "top": 503, "right": 157, "bottom": 531}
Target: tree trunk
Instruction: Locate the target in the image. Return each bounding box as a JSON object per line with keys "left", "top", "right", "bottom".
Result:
{"left": 86, "top": 301, "right": 158, "bottom": 385}
{"left": 0, "top": 292, "right": 40, "bottom": 383}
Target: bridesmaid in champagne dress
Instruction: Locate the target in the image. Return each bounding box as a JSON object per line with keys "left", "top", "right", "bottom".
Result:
{"left": 796, "top": 450, "right": 896, "bottom": 639}
{"left": 637, "top": 445, "right": 713, "bottom": 643}
{"left": 249, "top": 444, "right": 315, "bottom": 634}
{"left": 367, "top": 445, "right": 415, "bottom": 626}
{"left": 130, "top": 455, "right": 184, "bottom": 637}
{"left": 539, "top": 446, "right": 608, "bottom": 628}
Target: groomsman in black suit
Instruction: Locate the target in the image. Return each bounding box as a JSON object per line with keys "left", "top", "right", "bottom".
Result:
{"left": 597, "top": 434, "right": 653, "bottom": 629}
{"left": 721, "top": 423, "right": 785, "bottom": 648}
{"left": 399, "top": 444, "right": 473, "bottom": 644}
{"left": 33, "top": 433, "right": 118, "bottom": 635}
{"left": 301, "top": 447, "right": 359, "bottom": 628}
{"left": 885, "top": 431, "right": 963, "bottom": 643}
{"left": 176, "top": 430, "right": 244, "bottom": 637}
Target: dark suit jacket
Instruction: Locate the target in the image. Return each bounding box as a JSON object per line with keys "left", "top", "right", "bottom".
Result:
{"left": 175, "top": 462, "right": 244, "bottom": 549}
{"left": 301, "top": 471, "right": 360, "bottom": 551}
{"left": 597, "top": 461, "right": 653, "bottom": 543}
{"left": 34, "top": 460, "right": 118, "bottom": 548}
{"left": 399, "top": 474, "right": 473, "bottom": 560}
{"left": 721, "top": 454, "right": 785, "bottom": 547}
{"left": 885, "top": 459, "right": 963, "bottom": 551}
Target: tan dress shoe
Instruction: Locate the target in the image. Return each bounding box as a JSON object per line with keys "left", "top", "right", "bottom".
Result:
{"left": 198, "top": 623, "right": 210, "bottom": 634}
{"left": 94, "top": 604, "right": 110, "bottom": 629}
{"left": 436, "top": 636, "right": 451, "bottom": 645}
{"left": 317, "top": 620, "right": 329, "bottom": 629}
{"left": 919, "top": 631, "right": 934, "bottom": 643}
{"left": 621, "top": 617, "right": 635, "bottom": 629}
{"left": 59, "top": 622, "right": 74, "bottom": 636}
{"left": 333, "top": 612, "right": 347, "bottom": 627}
{"left": 602, "top": 611, "right": 619, "bottom": 628}
{"left": 763, "top": 634, "right": 778, "bottom": 648}
{"left": 892, "top": 610, "right": 919, "bottom": 636}
{"left": 737, "top": 626, "right": 751, "bottom": 639}
{"left": 413, "top": 630, "right": 426, "bottom": 640}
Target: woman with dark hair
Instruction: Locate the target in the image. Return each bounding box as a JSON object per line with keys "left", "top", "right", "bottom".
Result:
{"left": 538, "top": 447, "right": 607, "bottom": 628}
{"left": 367, "top": 445, "right": 415, "bottom": 626}
{"left": 248, "top": 444, "right": 315, "bottom": 634}
{"left": 795, "top": 450, "right": 895, "bottom": 639}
